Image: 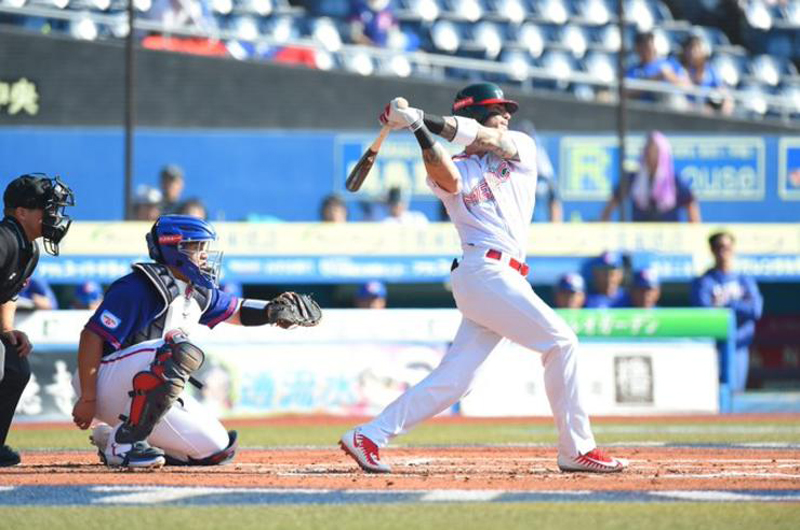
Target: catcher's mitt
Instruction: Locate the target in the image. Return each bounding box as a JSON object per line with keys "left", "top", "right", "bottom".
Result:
{"left": 267, "top": 292, "right": 322, "bottom": 329}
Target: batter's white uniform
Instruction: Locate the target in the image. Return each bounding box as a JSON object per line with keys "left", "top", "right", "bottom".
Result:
{"left": 72, "top": 278, "right": 231, "bottom": 462}
{"left": 358, "top": 131, "right": 596, "bottom": 458}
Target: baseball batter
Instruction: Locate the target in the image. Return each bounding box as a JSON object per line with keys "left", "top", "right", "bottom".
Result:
{"left": 71, "top": 215, "right": 321, "bottom": 469}
{"left": 340, "top": 83, "right": 627, "bottom": 473}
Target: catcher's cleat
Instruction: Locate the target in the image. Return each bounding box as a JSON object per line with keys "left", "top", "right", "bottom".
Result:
{"left": 557, "top": 448, "right": 628, "bottom": 473}
{"left": 103, "top": 440, "right": 166, "bottom": 470}
{"left": 339, "top": 428, "right": 391, "bottom": 474}
{"left": 89, "top": 423, "right": 114, "bottom": 465}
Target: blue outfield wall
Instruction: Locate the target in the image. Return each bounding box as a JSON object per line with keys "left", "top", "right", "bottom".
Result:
{"left": 0, "top": 127, "right": 798, "bottom": 223}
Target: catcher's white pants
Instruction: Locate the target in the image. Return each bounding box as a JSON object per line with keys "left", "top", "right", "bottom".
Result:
{"left": 359, "top": 246, "right": 597, "bottom": 458}
{"left": 72, "top": 338, "right": 229, "bottom": 462}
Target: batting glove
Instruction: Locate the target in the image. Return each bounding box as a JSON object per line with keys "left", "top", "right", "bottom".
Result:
{"left": 379, "top": 98, "right": 424, "bottom": 131}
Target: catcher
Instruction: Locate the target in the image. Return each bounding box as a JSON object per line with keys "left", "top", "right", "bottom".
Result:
{"left": 70, "top": 214, "right": 321, "bottom": 469}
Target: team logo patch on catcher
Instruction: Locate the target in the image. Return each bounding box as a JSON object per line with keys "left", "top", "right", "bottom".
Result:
{"left": 100, "top": 310, "right": 121, "bottom": 329}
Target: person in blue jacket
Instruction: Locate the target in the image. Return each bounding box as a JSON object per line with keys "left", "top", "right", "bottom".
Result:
{"left": 691, "top": 231, "right": 763, "bottom": 392}
{"left": 584, "top": 251, "right": 630, "bottom": 308}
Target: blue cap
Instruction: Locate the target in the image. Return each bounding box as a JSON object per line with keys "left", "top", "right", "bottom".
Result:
{"left": 633, "top": 268, "right": 660, "bottom": 289}
{"left": 357, "top": 281, "right": 387, "bottom": 299}
{"left": 75, "top": 281, "right": 103, "bottom": 305}
{"left": 556, "top": 273, "right": 585, "bottom": 293}
{"left": 591, "top": 251, "right": 624, "bottom": 270}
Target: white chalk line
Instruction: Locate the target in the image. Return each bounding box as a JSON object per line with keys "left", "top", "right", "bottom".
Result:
{"left": 661, "top": 472, "right": 800, "bottom": 479}
{"left": 650, "top": 490, "right": 800, "bottom": 502}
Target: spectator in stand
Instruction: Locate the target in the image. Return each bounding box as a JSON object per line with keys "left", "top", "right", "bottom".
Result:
{"left": 16, "top": 277, "right": 58, "bottom": 311}
{"left": 629, "top": 268, "right": 661, "bottom": 309}
{"left": 159, "top": 165, "right": 185, "bottom": 215}
{"left": 553, "top": 273, "right": 586, "bottom": 309}
{"left": 691, "top": 231, "right": 763, "bottom": 392}
{"left": 584, "top": 251, "right": 630, "bottom": 309}
{"left": 349, "top": 0, "right": 400, "bottom": 48}
{"left": 320, "top": 194, "right": 348, "bottom": 223}
{"left": 72, "top": 281, "right": 103, "bottom": 311}
{"left": 132, "top": 185, "right": 163, "bottom": 221}
{"left": 626, "top": 30, "right": 690, "bottom": 103}
{"left": 141, "top": 0, "right": 227, "bottom": 57}
{"left": 600, "top": 131, "right": 701, "bottom": 223}
{"left": 354, "top": 280, "right": 387, "bottom": 309}
{"left": 678, "top": 34, "right": 734, "bottom": 115}
{"left": 178, "top": 197, "right": 207, "bottom": 220}
{"left": 383, "top": 186, "right": 428, "bottom": 225}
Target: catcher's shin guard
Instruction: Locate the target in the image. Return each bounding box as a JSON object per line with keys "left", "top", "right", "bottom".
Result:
{"left": 115, "top": 330, "right": 205, "bottom": 444}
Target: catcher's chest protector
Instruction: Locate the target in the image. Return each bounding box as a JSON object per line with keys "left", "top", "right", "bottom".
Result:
{"left": 121, "top": 263, "right": 212, "bottom": 349}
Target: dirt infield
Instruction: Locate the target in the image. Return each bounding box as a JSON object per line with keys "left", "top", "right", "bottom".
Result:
{"left": 2, "top": 446, "right": 798, "bottom": 492}
{"left": 4, "top": 415, "right": 798, "bottom": 493}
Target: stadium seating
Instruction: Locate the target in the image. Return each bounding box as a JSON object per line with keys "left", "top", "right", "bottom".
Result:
{"left": 0, "top": 0, "right": 797, "bottom": 121}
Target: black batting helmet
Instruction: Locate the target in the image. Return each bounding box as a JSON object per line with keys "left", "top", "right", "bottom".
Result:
{"left": 452, "top": 82, "right": 518, "bottom": 124}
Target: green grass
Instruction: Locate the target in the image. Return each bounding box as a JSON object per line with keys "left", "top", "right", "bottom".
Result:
{"left": 2, "top": 504, "right": 798, "bottom": 530}
{"left": 9, "top": 419, "right": 800, "bottom": 450}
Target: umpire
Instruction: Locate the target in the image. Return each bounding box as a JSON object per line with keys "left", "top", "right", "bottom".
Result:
{"left": 0, "top": 174, "right": 75, "bottom": 467}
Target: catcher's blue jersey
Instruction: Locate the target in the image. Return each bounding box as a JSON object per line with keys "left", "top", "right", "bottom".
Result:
{"left": 85, "top": 271, "right": 238, "bottom": 356}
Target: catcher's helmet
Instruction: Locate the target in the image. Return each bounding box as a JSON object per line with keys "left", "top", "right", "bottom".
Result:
{"left": 146, "top": 214, "right": 222, "bottom": 289}
{"left": 4, "top": 173, "right": 75, "bottom": 256}
{"left": 452, "top": 82, "right": 519, "bottom": 124}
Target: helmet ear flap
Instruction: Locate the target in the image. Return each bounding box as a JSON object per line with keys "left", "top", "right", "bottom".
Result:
{"left": 147, "top": 223, "right": 164, "bottom": 262}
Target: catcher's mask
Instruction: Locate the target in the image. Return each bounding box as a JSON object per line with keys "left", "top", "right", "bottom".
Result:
{"left": 3, "top": 173, "right": 76, "bottom": 256}
{"left": 452, "top": 82, "right": 519, "bottom": 124}
{"left": 146, "top": 214, "right": 222, "bottom": 289}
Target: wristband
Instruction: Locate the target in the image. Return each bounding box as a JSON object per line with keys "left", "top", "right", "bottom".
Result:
{"left": 408, "top": 114, "right": 424, "bottom": 132}
{"left": 452, "top": 116, "right": 479, "bottom": 146}
{"left": 414, "top": 126, "right": 435, "bottom": 150}
{"left": 239, "top": 299, "right": 270, "bottom": 326}
{"left": 423, "top": 114, "right": 445, "bottom": 135}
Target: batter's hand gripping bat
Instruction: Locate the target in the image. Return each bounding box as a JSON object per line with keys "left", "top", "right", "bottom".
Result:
{"left": 345, "top": 98, "right": 408, "bottom": 192}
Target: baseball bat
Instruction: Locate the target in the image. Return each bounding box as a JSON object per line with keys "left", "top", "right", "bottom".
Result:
{"left": 345, "top": 98, "right": 407, "bottom": 193}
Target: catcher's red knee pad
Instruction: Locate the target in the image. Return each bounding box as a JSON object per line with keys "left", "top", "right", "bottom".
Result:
{"left": 128, "top": 371, "right": 165, "bottom": 426}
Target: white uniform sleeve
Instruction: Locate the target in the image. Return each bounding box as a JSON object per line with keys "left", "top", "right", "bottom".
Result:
{"left": 507, "top": 131, "right": 537, "bottom": 171}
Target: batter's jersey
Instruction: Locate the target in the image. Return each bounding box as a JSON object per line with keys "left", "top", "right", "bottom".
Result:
{"left": 427, "top": 131, "right": 538, "bottom": 259}
{"left": 86, "top": 272, "right": 238, "bottom": 357}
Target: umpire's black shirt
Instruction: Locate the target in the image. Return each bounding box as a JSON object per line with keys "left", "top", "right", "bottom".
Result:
{"left": 0, "top": 216, "right": 39, "bottom": 304}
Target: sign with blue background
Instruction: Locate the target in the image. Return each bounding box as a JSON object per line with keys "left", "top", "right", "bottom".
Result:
{"left": 0, "top": 128, "right": 796, "bottom": 223}
{"left": 778, "top": 137, "right": 800, "bottom": 201}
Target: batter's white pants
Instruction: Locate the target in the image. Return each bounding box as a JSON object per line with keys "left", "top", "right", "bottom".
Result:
{"left": 72, "top": 339, "right": 229, "bottom": 462}
{"left": 359, "top": 246, "right": 597, "bottom": 458}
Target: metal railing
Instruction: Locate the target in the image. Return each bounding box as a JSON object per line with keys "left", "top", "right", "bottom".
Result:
{"left": 1, "top": 3, "right": 797, "bottom": 123}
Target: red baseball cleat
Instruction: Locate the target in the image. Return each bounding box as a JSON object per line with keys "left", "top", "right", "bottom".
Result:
{"left": 557, "top": 448, "right": 628, "bottom": 473}
{"left": 339, "top": 428, "right": 391, "bottom": 473}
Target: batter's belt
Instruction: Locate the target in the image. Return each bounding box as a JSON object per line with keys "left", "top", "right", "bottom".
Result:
{"left": 452, "top": 247, "right": 530, "bottom": 277}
